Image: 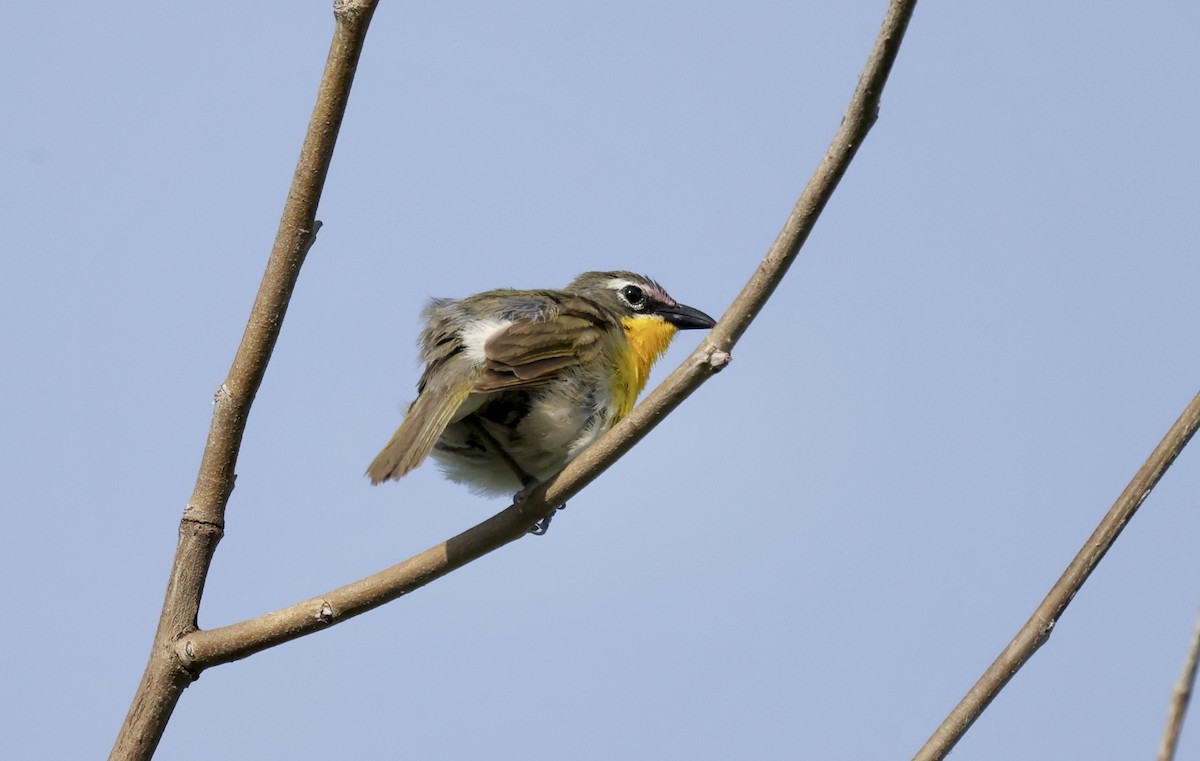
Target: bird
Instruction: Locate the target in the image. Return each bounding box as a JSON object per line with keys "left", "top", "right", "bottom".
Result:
{"left": 366, "top": 271, "right": 716, "bottom": 532}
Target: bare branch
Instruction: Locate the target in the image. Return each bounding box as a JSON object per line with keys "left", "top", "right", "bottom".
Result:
{"left": 108, "top": 4, "right": 378, "bottom": 760}
{"left": 177, "top": 0, "right": 919, "bottom": 671}
{"left": 1158, "top": 609, "right": 1200, "bottom": 761}
{"left": 915, "top": 389, "right": 1200, "bottom": 761}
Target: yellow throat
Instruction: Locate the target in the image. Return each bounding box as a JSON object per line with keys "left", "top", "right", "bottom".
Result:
{"left": 612, "top": 315, "right": 678, "bottom": 419}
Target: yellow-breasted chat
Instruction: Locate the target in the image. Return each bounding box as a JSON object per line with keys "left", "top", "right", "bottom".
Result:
{"left": 366, "top": 271, "right": 715, "bottom": 531}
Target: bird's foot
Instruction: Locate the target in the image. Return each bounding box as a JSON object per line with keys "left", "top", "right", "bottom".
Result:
{"left": 513, "top": 483, "right": 566, "bottom": 536}
{"left": 527, "top": 503, "right": 566, "bottom": 536}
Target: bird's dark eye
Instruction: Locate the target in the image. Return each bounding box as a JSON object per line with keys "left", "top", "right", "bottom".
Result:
{"left": 620, "top": 284, "right": 647, "bottom": 309}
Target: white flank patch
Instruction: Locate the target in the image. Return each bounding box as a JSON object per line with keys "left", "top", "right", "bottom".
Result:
{"left": 460, "top": 318, "right": 512, "bottom": 363}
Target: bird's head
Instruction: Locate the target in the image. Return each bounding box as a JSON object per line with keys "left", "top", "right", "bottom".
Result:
{"left": 566, "top": 271, "right": 716, "bottom": 403}
{"left": 565, "top": 271, "right": 717, "bottom": 330}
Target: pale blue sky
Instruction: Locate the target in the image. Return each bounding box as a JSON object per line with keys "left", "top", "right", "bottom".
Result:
{"left": 3, "top": 2, "right": 1198, "bottom": 759}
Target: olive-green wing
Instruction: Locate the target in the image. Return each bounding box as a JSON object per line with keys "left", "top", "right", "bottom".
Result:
{"left": 475, "top": 312, "right": 607, "bottom": 392}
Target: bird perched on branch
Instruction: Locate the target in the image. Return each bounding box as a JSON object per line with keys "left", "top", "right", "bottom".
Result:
{"left": 366, "top": 271, "right": 716, "bottom": 532}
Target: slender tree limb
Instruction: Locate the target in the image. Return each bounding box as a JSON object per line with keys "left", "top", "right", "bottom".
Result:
{"left": 108, "top": 4, "right": 378, "bottom": 761}
{"left": 915, "top": 388, "right": 1200, "bottom": 761}
{"left": 177, "top": 0, "right": 919, "bottom": 672}
{"left": 1158, "top": 609, "right": 1200, "bottom": 761}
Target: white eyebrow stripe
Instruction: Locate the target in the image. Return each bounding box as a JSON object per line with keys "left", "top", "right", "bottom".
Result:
{"left": 606, "top": 277, "right": 673, "bottom": 306}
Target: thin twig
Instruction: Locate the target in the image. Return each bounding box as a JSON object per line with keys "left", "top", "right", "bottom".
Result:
{"left": 176, "top": 0, "right": 919, "bottom": 672}
{"left": 107, "top": 5, "right": 378, "bottom": 761}
{"left": 914, "top": 389, "right": 1200, "bottom": 761}
{"left": 1158, "top": 609, "right": 1200, "bottom": 761}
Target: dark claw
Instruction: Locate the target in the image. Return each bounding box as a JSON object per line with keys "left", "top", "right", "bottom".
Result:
{"left": 527, "top": 503, "right": 566, "bottom": 536}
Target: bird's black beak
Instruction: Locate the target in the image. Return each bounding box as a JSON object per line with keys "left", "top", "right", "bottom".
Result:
{"left": 656, "top": 302, "right": 717, "bottom": 330}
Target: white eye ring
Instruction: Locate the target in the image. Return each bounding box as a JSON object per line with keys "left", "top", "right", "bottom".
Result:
{"left": 619, "top": 284, "right": 647, "bottom": 309}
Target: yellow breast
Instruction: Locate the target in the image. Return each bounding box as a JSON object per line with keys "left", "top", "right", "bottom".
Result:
{"left": 610, "top": 315, "right": 678, "bottom": 420}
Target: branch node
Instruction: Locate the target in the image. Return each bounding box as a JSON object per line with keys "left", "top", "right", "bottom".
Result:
{"left": 704, "top": 347, "right": 732, "bottom": 371}
{"left": 179, "top": 513, "right": 225, "bottom": 534}
{"left": 172, "top": 635, "right": 203, "bottom": 682}
{"left": 316, "top": 600, "right": 335, "bottom": 624}
{"left": 334, "top": 0, "right": 372, "bottom": 19}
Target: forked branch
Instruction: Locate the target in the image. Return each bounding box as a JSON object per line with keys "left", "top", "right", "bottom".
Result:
{"left": 112, "top": 0, "right": 922, "bottom": 758}
{"left": 108, "top": 4, "right": 379, "bottom": 760}
{"left": 176, "top": 0, "right": 919, "bottom": 670}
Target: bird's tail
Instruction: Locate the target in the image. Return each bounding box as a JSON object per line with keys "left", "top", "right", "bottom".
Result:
{"left": 366, "top": 381, "right": 473, "bottom": 485}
